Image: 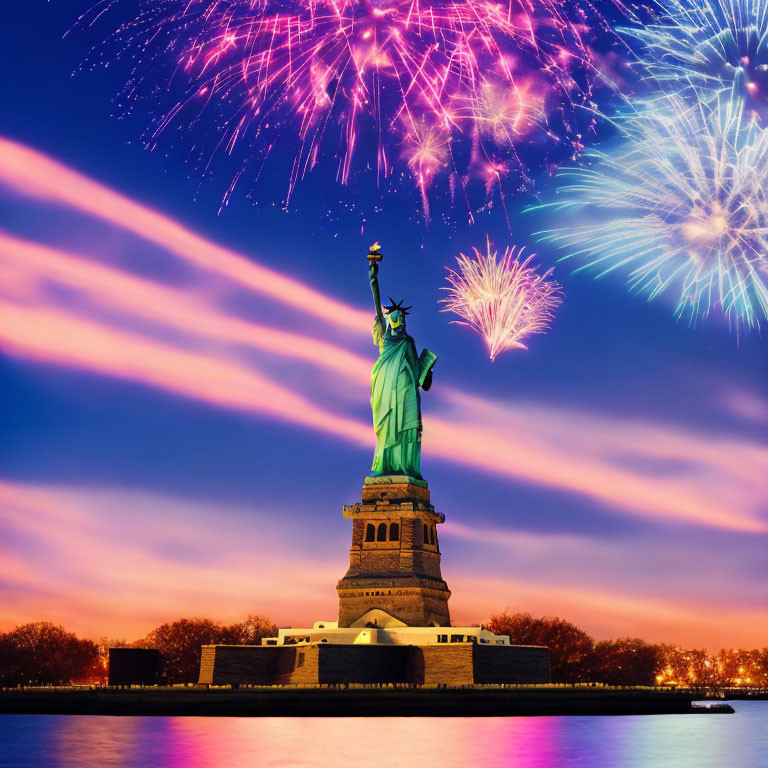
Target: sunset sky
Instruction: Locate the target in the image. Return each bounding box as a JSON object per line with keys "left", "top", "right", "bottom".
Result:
{"left": 1, "top": 2, "right": 767, "bottom": 650}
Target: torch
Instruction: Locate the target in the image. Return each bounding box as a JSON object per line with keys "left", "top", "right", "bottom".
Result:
{"left": 367, "top": 242, "right": 384, "bottom": 320}
{"left": 367, "top": 241, "right": 383, "bottom": 265}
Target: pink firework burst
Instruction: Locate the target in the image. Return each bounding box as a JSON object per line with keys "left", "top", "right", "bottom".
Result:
{"left": 82, "top": 0, "right": 619, "bottom": 211}
{"left": 442, "top": 240, "right": 563, "bottom": 360}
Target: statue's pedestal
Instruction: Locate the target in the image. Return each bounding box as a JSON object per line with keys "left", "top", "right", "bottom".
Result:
{"left": 198, "top": 476, "right": 551, "bottom": 687}
{"left": 336, "top": 477, "right": 451, "bottom": 628}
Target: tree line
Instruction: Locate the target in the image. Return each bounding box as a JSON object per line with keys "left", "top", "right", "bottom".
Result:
{"left": 0, "top": 615, "right": 277, "bottom": 687}
{"left": 484, "top": 612, "right": 768, "bottom": 687}
{"left": 1, "top": 611, "right": 765, "bottom": 687}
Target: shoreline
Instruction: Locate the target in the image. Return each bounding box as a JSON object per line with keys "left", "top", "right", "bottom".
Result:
{"left": 0, "top": 685, "right": 733, "bottom": 717}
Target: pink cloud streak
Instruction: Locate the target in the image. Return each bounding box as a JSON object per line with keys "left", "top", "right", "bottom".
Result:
{"left": 431, "top": 393, "right": 768, "bottom": 533}
{"left": 0, "top": 231, "right": 371, "bottom": 383}
{"left": 0, "top": 299, "right": 371, "bottom": 446}
{"left": 0, "top": 136, "right": 370, "bottom": 332}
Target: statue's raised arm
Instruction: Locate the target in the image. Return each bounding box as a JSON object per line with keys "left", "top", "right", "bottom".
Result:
{"left": 365, "top": 243, "right": 436, "bottom": 483}
{"left": 368, "top": 242, "right": 385, "bottom": 334}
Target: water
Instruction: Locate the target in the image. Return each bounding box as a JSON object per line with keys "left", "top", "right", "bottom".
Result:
{"left": 0, "top": 701, "right": 766, "bottom": 768}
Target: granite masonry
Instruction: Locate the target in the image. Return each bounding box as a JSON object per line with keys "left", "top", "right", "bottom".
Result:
{"left": 199, "top": 640, "right": 550, "bottom": 686}
{"left": 337, "top": 477, "right": 451, "bottom": 628}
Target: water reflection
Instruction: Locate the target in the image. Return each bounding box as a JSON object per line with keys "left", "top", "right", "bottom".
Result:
{"left": 0, "top": 702, "right": 766, "bottom": 768}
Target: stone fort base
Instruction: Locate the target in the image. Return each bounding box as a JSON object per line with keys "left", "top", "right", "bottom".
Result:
{"left": 199, "top": 642, "right": 550, "bottom": 686}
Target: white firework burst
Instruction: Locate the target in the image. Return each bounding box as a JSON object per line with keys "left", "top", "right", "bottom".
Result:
{"left": 442, "top": 240, "right": 563, "bottom": 361}
{"left": 536, "top": 95, "right": 768, "bottom": 329}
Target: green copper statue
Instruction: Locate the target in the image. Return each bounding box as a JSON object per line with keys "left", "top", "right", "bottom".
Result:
{"left": 367, "top": 243, "right": 437, "bottom": 481}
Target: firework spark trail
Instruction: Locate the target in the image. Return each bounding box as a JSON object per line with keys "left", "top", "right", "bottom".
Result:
{"left": 78, "top": 0, "right": 618, "bottom": 213}
{"left": 534, "top": 95, "right": 768, "bottom": 330}
{"left": 441, "top": 239, "right": 563, "bottom": 360}
{"left": 622, "top": 0, "right": 768, "bottom": 116}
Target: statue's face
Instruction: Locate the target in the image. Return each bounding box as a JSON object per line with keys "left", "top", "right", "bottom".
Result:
{"left": 388, "top": 309, "right": 404, "bottom": 329}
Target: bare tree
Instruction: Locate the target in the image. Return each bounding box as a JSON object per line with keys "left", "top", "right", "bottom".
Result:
{"left": 0, "top": 622, "right": 98, "bottom": 686}
{"left": 484, "top": 612, "right": 594, "bottom": 683}
{"left": 136, "top": 614, "right": 278, "bottom": 683}
{"left": 585, "top": 638, "right": 662, "bottom": 686}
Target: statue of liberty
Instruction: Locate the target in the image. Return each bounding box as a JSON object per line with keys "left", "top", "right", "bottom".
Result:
{"left": 366, "top": 244, "right": 437, "bottom": 481}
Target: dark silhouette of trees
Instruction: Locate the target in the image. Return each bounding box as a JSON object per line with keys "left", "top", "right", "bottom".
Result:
{"left": 0, "top": 622, "right": 98, "bottom": 686}
{"left": 585, "top": 638, "right": 662, "bottom": 686}
{"left": 484, "top": 612, "right": 594, "bottom": 683}
{"left": 136, "top": 614, "right": 278, "bottom": 683}
{"left": 136, "top": 618, "right": 226, "bottom": 683}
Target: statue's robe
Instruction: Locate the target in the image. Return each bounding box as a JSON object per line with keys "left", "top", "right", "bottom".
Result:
{"left": 370, "top": 318, "right": 435, "bottom": 479}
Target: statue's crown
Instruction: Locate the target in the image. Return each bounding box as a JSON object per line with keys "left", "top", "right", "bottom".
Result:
{"left": 384, "top": 297, "right": 411, "bottom": 316}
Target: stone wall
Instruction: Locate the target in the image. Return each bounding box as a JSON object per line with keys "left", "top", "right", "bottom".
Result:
{"left": 409, "top": 644, "right": 550, "bottom": 685}
{"left": 277, "top": 645, "right": 319, "bottom": 685}
{"left": 411, "top": 645, "right": 475, "bottom": 686}
{"left": 200, "top": 645, "right": 287, "bottom": 685}
{"left": 337, "top": 582, "right": 451, "bottom": 627}
{"left": 199, "top": 642, "right": 550, "bottom": 686}
{"left": 316, "top": 645, "right": 411, "bottom": 685}
{"left": 472, "top": 644, "right": 551, "bottom": 684}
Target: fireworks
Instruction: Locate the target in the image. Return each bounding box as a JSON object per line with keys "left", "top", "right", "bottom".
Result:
{"left": 470, "top": 80, "right": 544, "bottom": 145}
{"left": 536, "top": 96, "right": 768, "bottom": 328}
{"left": 403, "top": 119, "right": 451, "bottom": 218}
{"left": 624, "top": 0, "right": 768, "bottom": 116}
{"left": 80, "top": 0, "right": 615, "bottom": 212}
{"left": 441, "top": 240, "right": 562, "bottom": 360}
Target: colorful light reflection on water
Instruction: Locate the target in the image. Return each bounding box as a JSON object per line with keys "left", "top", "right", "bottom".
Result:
{"left": 1, "top": 701, "right": 766, "bottom": 768}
